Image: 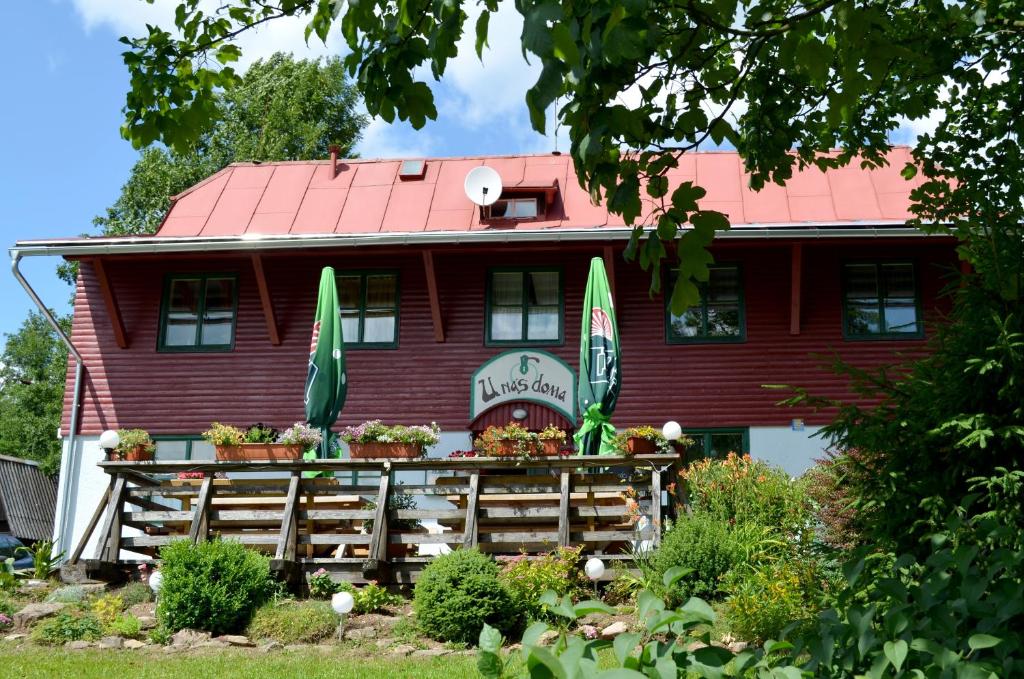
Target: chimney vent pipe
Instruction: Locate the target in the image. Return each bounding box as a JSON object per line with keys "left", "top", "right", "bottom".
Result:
{"left": 329, "top": 144, "right": 340, "bottom": 179}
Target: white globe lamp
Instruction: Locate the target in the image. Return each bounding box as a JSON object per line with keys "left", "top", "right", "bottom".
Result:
{"left": 99, "top": 429, "right": 120, "bottom": 456}
{"left": 148, "top": 569, "right": 163, "bottom": 595}
{"left": 662, "top": 421, "right": 682, "bottom": 442}
{"left": 331, "top": 591, "right": 355, "bottom": 615}
{"left": 584, "top": 557, "right": 605, "bottom": 581}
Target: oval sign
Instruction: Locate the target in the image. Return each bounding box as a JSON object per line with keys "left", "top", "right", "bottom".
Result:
{"left": 470, "top": 350, "right": 577, "bottom": 424}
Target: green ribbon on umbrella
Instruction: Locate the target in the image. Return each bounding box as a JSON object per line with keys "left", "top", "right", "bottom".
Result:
{"left": 573, "top": 403, "right": 617, "bottom": 455}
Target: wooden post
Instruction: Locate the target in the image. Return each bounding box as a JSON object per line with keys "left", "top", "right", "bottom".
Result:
{"left": 650, "top": 467, "right": 662, "bottom": 549}
{"left": 188, "top": 475, "right": 215, "bottom": 545}
{"left": 557, "top": 471, "right": 571, "bottom": 548}
{"left": 94, "top": 475, "right": 127, "bottom": 562}
{"left": 364, "top": 471, "right": 391, "bottom": 574}
{"left": 275, "top": 473, "right": 300, "bottom": 562}
{"left": 789, "top": 242, "right": 802, "bottom": 336}
{"left": 91, "top": 258, "right": 129, "bottom": 349}
{"left": 422, "top": 250, "right": 445, "bottom": 342}
{"left": 462, "top": 472, "right": 480, "bottom": 549}
{"left": 251, "top": 254, "right": 281, "bottom": 345}
{"left": 70, "top": 479, "right": 113, "bottom": 564}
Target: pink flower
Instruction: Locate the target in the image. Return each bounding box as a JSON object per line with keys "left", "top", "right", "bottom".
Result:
{"left": 580, "top": 625, "right": 598, "bottom": 640}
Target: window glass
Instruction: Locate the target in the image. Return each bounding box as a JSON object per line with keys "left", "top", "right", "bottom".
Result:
{"left": 684, "top": 429, "right": 749, "bottom": 460}
{"left": 165, "top": 279, "right": 201, "bottom": 346}
{"left": 667, "top": 266, "right": 743, "bottom": 342}
{"left": 334, "top": 272, "right": 399, "bottom": 346}
{"left": 844, "top": 263, "right": 921, "bottom": 337}
{"left": 201, "top": 278, "right": 235, "bottom": 346}
{"left": 154, "top": 440, "right": 190, "bottom": 462}
{"left": 161, "top": 275, "right": 236, "bottom": 350}
{"left": 488, "top": 269, "right": 562, "bottom": 344}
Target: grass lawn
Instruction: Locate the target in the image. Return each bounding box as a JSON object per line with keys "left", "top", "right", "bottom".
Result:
{"left": 0, "top": 645, "right": 487, "bottom": 679}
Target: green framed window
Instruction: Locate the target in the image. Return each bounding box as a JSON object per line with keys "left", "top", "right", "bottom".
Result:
{"left": 486, "top": 268, "right": 563, "bottom": 345}
{"left": 683, "top": 428, "right": 750, "bottom": 460}
{"left": 151, "top": 436, "right": 209, "bottom": 462}
{"left": 336, "top": 271, "right": 399, "bottom": 348}
{"left": 158, "top": 274, "right": 238, "bottom": 351}
{"left": 666, "top": 265, "right": 745, "bottom": 343}
{"left": 842, "top": 262, "right": 923, "bottom": 339}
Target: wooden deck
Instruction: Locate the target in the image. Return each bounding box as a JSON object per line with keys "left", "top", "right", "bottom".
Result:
{"left": 69, "top": 455, "right": 680, "bottom": 586}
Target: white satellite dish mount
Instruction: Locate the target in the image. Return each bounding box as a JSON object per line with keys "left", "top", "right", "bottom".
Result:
{"left": 464, "top": 165, "right": 503, "bottom": 210}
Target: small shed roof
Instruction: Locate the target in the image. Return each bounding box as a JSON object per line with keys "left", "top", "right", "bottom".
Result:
{"left": 0, "top": 455, "right": 58, "bottom": 543}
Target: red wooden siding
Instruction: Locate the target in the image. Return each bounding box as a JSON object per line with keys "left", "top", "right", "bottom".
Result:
{"left": 62, "top": 240, "right": 956, "bottom": 435}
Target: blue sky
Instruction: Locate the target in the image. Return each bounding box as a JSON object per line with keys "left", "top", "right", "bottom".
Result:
{"left": 0, "top": 1, "right": 930, "bottom": 347}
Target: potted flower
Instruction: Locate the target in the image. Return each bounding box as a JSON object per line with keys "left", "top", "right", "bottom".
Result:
{"left": 204, "top": 422, "right": 305, "bottom": 461}
{"left": 537, "top": 425, "right": 568, "bottom": 456}
{"left": 113, "top": 429, "right": 155, "bottom": 461}
{"left": 612, "top": 426, "right": 673, "bottom": 455}
{"left": 340, "top": 420, "right": 440, "bottom": 459}
{"left": 475, "top": 422, "right": 538, "bottom": 458}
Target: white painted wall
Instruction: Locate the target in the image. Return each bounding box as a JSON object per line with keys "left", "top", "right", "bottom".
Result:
{"left": 749, "top": 425, "right": 830, "bottom": 476}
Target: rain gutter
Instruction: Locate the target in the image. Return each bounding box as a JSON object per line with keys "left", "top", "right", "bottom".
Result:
{"left": 10, "top": 252, "right": 84, "bottom": 560}
{"left": 11, "top": 223, "right": 942, "bottom": 257}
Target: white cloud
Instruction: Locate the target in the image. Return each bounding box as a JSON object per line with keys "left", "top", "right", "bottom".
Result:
{"left": 355, "top": 116, "right": 438, "bottom": 159}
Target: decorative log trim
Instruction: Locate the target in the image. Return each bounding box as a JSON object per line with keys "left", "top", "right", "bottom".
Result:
{"left": 790, "top": 242, "right": 802, "bottom": 335}
{"left": 557, "top": 471, "right": 571, "bottom": 548}
{"left": 422, "top": 250, "right": 445, "bottom": 342}
{"left": 94, "top": 475, "right": 127, "bottom": 562}
{"left": 251, "top": 254, "right": 281, "bottom": 345}
{"left": 188, "top": 476, "right": 215, "bottom": 544}
{"left": 91, "top": 258, "right": 128, "bottom": 349}
{"left": 367, "top": 472, "right": 391, "bottom": 563}
{"left": 462, "top": 472, "right": 480, "bottom": 549}
{"left": 275, "top": 474, "right": 300, "bottom": 561}
{"left": 71, "top": 479, "right": 113, "bottom": 564}
{"left": 603, "top": 245, "right": 617, "bottom": 304}
{"left": 650, "top": 467, "right": 662, "bottom": 549}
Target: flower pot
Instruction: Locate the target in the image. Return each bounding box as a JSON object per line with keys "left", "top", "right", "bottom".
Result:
{"left": 123, "top": 445, "right": 154, "bottom": 462}
{"left": 494, "top": 440, "right": 538, "bottom": 457}
{"left": 537, "top": 439, "right": 563, "bottom": 456}
{"left": 215, "top": 443, "right": 304, "bottom": 461}
{"left": 626, "top": 437, "right": 658, "bottom": 455}
{"left": 349, "top": 442, "right": 423, "bottom": 459}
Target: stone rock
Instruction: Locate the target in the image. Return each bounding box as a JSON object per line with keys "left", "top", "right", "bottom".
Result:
{"left": 259, "top": 641, "right": 283, "bottom": 653}
{"left": 351, "top": 614, "right": 399, "bottom": 630}
{"left": 727, "top": 641, "right": 749, "bottom": 653}
{"left": 3, "top": 634, "right": 26, "bottom": 642}
{"left": 195, "top": 640, "right": 230, "bottom": 649}
{"left": 374, "top": 638, "right": 395, "bottom": 649}
{"left": 123, "top": 639, "right": 146, "bottom": 650}
{"left": 600, "top": 622, "right": 629, "bottom": 640}
{"left": 507, "top": 643, "right": 522, "bottom": 652}
{"left": 136, "top": 616, "right": 157, "bottom": 631}
{"left": 343, "top": 627, "right": 377, "bottom": 641}
{"left": 66, "top": 640, "right": 92, "bottom": 650}
{"left": 412, "top": 648, "right": 451, "bottom": 658}
{"left": 98, "top": 636, "right": 124, "bottom": 650}
{"left": 537, "top": 630, "right": 560, "bottom": 646}
{"left": 14, "top": 602, "right": 64, "bottom": 628}
{"left": 390, "top": 644, "right": 417, "bottom": 656}
{"left": 684, "top": 640, "right": 708, "bottom": 652}
{"left": 24, "top": 579, "right": 48, "bottom": 589}
{"left": 171, "top": 628, "right": 212, "bottom": 647}
{"left": 216, "top": 635, "right": 254, "bottom": 647}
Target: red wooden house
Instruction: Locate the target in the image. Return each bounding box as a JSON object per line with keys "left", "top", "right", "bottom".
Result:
{"left": 13, "top": 149, "right": 955, "bottom": 555}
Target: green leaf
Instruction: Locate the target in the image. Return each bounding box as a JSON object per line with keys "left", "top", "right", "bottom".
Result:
{"left": 662, "top": 566, "right": 693, "bottom": 588}
{"left": 574, "top": 600, "right": 616, "bottom": 616}
{"left": 479, "top": 623, "right": 503, "bottom": 654}
{"left": 884, "top": 639, "right": 908, "bottom": 672}
{"left": 526, "top": 646, "right": 568, "bottom": 679}
{"left": 477, "top": 650, "right": 503, "bottom": 679}
{"left": 613, "top": 633, "right": 641, "bottom": 666}
{"left": 595, "top": 670, "right": 647, "bottom": 679}
{"left": 968, "top": 634, "right": 1001, "bottom": 650}
{"left": 680, "top": 597, "right": 715, "bottom": 625}
{"left": 475, "top": 10, "right": 490, "bottom": 59}
{"left": 550, "top": 23, "right": 579, "bottom": 64}
{"left": 522, "top": 621, "right": 550, "bottom": 648}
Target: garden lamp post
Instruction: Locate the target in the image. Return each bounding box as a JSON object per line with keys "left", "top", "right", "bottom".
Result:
{"left": 585, "top": 557, "right": 605, "bottom": 598}
{"left": 99, "top": 429, "right": 120, "bottom": 460}
{"left": 332, "top": 590, "right": 354, "bottom": 639}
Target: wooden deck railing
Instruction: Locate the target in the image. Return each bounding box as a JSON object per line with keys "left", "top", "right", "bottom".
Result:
{"left": 70, "top": 455, "right": 680, "bottom": 585}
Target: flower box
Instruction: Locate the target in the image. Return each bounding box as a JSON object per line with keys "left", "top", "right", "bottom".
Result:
{"left": 123, "top": 444, "right": 154, "bottom": 462}
{"left": 215, "top": 443, "right": 304, "bottom": 461}
{"left": 349, "top": 442, "right": 423, "bottom": 459}
{"left": 625, "top": 437, "right": 658, "bottom": 455}
{"left": 494, "top": 440, "right": 538, "bottom": 457}
{"left": 537, "top": 440, "right": 563, "bottom": 456}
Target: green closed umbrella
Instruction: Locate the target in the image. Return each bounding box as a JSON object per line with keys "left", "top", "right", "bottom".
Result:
{"left": 305, "top": 267, "right": 347, "bottom": 461}
{"left": 574, "top": 257, "right": 621, "bottom": 455}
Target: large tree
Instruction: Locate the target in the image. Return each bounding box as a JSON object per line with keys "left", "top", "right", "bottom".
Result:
{"left": 117, "top": 0, "right": 1022, "bottom": 310}
{"left": 0, "top": 312, "right": 71, "bottom": 475}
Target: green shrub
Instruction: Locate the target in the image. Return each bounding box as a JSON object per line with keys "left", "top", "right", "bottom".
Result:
{"left": 336, "top": 581, "right": 403, "bottom": 614}
{"left": 414, "top": 549, "right": 520, "bottom": 644}
{"left": 45, "top": 585, "right": 88, "bottom": 604}
{"left": 724, "top": 560, "right": 821, "bottom": 643}
{"left": 0, "top": 598, "right": 15, "bottom": 617}
{"left": 106, "top": 614, "right": 143, "bottom": 639}
{"left": 148, "top": 624, "right": 172, "bottom": 646}
{"left": 157, "top": 538, "right": 276, "bottom": 635}
{"left": 246, "top": 600, "right": 338, "bottom": 644}
{"left": 497, "top": 548, "right": 588, "bottom": 621}
{"left": 684, "top": 453, "right": 812, "bottom": 536}
{"left": 308, "top": 568, "right": 337, "bottom": 599}
{"left": 31, "top": 612, "right": 103, "bottom": 645}
{"left": 92, "top": 594, "right": 124, "bottom": 627}
{"left": 118, "top": 581, "right": 153, "bottom": 608}
{"left": 652, "top": 514, "right": 778, "bottom": 605}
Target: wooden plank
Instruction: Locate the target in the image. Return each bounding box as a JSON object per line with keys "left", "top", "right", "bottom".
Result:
{"left": 90, "top": 258, "right": 128, "bottom": 349}
{"left": 275, "top": 474, "right": 301, "bottom": 561}
{"left": 651, "top": 467, "right": 662, "bottom": 549}
{"left": 121, "top": 535, "right": 176, "bottom": 548}
{"left": 70, "top": 480, "right": 113, "bottom": 564}
{"left": 479, "top": 531, "right": 559, "bottom": 544}
{"left": 422, "top": 250, "right": 445, "bottom": 342}
{"left": 122, "top": 511, "right": 192, "bottom": 523}
{"left": 213, "top": 510, "right": 285, "bottom": 521}
{"left": 93, "top": 475, "right": 127, "bottom": 562}
{"left": 393, "top": 485, "right": 471, "bottom": 495}
{"left": 390, "top": 533, "right": 462, "bottom": 544}
{"left": 574, "top": 530, "right": 655, "bottom": 541}
{"left": 393, "top": 509, "right": 463, "bottom": 521}
{"left": 298, "top": 534, "right": 371, "bottom": 545}
{"left": 462, "top": 472, "right": 480, "bottom": 549}
{"left": 299, "top": 509, "right": 373, "bottom": 521}
{"left": 790, "top": 242, "right": 802, "bottom": 335}
{"left": 251, "top": 254, "right": 281, "bottom": 345}
{"left": 188, "top": 476, "right": 215, "bottom": 544}
{"left": 367, "top": 473, "right": 390, "bottom": 563}
{"left": 557, "top": 471, "right": 571, "bottom": 548}
{"left": 124, "top": 495, "right": 178, "bottom": 513}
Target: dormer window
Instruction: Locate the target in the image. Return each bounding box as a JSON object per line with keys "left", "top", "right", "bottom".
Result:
{"left": 487, "top": 197, "right": 539, "bottom": 220}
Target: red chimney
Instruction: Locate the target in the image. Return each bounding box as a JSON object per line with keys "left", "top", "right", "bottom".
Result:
{"left": 329, "top": 144, "right": 340, "bottom": 179}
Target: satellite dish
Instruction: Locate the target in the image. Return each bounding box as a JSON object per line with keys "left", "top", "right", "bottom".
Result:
{"left": 464, "top": 166, "right": 503, "bottom": 207}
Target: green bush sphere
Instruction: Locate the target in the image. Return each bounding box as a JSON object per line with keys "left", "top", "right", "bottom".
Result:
{"left": 414, "top": 549, "right": 520, "bottom": 644}
{"left": 247, "top": 600, "right": 339, "bottom": 645}
{"left": 157, "top": 538, "right": 276, "bottom": 635}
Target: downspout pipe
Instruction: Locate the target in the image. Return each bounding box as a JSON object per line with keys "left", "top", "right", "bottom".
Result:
{"left": 10, "top": 251, "right": 84, "bottom": 560}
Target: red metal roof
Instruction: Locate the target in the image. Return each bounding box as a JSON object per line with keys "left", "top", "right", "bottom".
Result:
{"left": 154, "top": 149, "right": 922, "bottom": 238}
